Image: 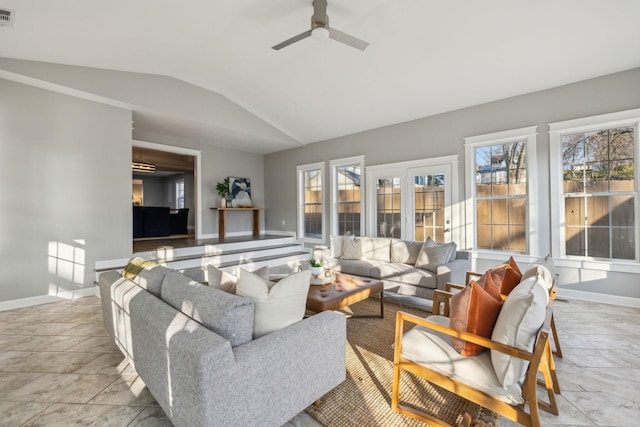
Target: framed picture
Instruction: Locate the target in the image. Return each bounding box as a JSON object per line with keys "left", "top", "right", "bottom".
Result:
{"left": 229, "top": 177, "right": 252, "bottom": 207}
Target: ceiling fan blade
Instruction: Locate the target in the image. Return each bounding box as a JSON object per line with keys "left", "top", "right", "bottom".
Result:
{"left": 312, "top": 0, "right": 328, "bottom": 24}
{"left": 272, "top": 29, "right": 313, "bottom": 50}
{"left": 328, "top": 28, "right": 369, "bottom": 51}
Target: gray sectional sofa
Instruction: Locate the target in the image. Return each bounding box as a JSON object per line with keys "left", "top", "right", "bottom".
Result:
{"left": 99, "top": 263, "right": 346, "bottom": 427}
{"left": 317, "top": 236, "right": 470, "bottom": 301}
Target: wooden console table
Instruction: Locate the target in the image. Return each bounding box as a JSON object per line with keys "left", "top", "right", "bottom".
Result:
{"left": 210, "top": 207, "right": 264, "bottom": 240}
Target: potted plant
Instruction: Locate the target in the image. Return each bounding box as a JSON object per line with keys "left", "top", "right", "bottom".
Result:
{"left": 216, "top": 177, "right": 230, "bottom": 207}
{"left": 309, "top": 258, "right": 323, "bottom": 275}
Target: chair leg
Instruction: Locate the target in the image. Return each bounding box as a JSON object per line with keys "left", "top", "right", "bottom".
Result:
{"left": 547, "top": 340, "right": 561, "bottom": 394}
{"left": 550, "top": 313, "right": 563, "bottom": 358}
{"left": 536, "top": 343, "right": 559, "bottom": 415}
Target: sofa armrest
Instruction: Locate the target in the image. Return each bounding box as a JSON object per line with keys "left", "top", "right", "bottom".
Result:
{"left": 435, "top": 257, "right": 471, "bottom": 290}
{"left": 204, "top": 310, "right": 347, "bottom": 426}
{"left": 98, "top": 270, "right": 126, "bottom": 338}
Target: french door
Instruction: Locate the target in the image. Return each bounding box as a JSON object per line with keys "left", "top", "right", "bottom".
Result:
{"left": 367, "top": 160, "right": 455, "bottom": 243}
{"left": 408, "top": 165, "right": 452, "bottom": 242}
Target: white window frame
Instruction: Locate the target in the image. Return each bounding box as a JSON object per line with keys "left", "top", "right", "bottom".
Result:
{"left": 176, "top": 179, "right": 185, "bottom": 209}
{"left": 549, "top": 108, "right": 640, "bottom": 266}
{"left": 464, "top": 126, "right": 539, "bottom": 256}
{"left": 330, "top": 155, "right": 365, "bottom": 237}
{"left": 297, "top": 161, "right": 326, "bottom": 243}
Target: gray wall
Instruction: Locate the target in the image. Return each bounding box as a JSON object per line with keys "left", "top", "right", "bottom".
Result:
{"left": 135, "top": 173, "right": 196, "bottom": 230}
{"left": 0, "top": 78, "right": 132, "bottom": 302}
{"left": 265, "top": 67, "right": 640, "bottom": 300}
{"left": 0, "top": 77, "right": 266, "bottom": 305}
{"left": 137, "top": 175, "right": 165, "bottom": 207}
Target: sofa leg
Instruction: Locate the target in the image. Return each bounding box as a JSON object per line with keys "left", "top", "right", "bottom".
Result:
{"left": 313, "top": 399, "right": 321, "bottom": 407}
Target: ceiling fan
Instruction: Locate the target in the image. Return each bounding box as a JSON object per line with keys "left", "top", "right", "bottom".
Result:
{"left": 272, "top": 0, "right": 369, "bottom": 51}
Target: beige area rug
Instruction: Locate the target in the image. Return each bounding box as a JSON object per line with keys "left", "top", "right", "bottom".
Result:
{"left": 306, "top": 298, "right": 499, "bottom": 427}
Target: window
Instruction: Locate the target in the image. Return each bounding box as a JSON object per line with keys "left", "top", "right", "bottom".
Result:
{"left": 297, "top": 162, "right": 325, "bottom": 241}
{"left": 375, "top": 177, "right": 402, "bottom": 238}
{"left": 176, "top": 179, "right": 185, "bottom": 209}
{"left": 465, "top": 126, "right": 538, "bottom": 254}
{"left": 550, "top": 110, "right": 640, "bottom": 261}
{"left": 330, "top": 156, "right": 364, "bottom": 236}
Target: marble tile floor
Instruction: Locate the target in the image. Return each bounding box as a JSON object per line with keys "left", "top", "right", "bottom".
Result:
{"left": 0, "top": 295, "right": 639, "bottom": 426}
{"left": 0, "top": 296, "right": 318, "bottom": 427}
{"left": 499, "top": 297, "right": 640, "bottom": 427}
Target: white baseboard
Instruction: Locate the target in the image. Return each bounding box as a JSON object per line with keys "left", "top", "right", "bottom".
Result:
{"left": 0, "top": 286, "right": 99, "bottom": 312}
{"left": 198, "top": 231, "right": 255, "bottom": 239}
{"left": 559, "top": 288, "right": 640, "bottom": 308}
{"left": 264, "top": 230, "right": 297, "bottom": 238}
{"left": 199, "top": 231, "right": 296, "bottom": 240}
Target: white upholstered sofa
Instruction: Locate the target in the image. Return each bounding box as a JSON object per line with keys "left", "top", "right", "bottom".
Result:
{"left": 316, "top": 236, "right": 470, "bottom": 301}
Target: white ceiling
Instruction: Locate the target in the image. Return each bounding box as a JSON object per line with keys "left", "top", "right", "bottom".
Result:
{"left": 1, "top": 0, "right": 639, "bottom": 153}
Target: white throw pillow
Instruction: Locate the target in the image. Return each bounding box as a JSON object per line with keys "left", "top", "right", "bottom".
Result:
{"left": 330, "top": 234, "right": 355, "bottom": 258}
{"left": 206, "top": 264, "right": 238, "bottom": 294}
{"left": 491, "top": 275, "right": 549, "bottom": 388}
{"left": 236, "top": 268, "right": 312, "bottom": 338}
{"left": 520, "top": 265, "right": 553, "bottom": 291}
{"left": 341, "top": 238, "right": 363, "bottom": 260}
{"left": 361, "top": 237, "right": 391, "bottom": 262}
{"left": 415, "top": 242, "right": 456, "bottom": 272}
{"left": 330, "top": 235, "right": 343, "bottom": 258}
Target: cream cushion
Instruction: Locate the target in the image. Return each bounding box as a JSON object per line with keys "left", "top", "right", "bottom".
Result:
{"left": 491, "top": 273, "right": 549, "bottom": 388}
{"left": 206, "top": 264, "right": 239, "bottom": 294}
{"left": 330, "top": 234, "right": 355, "bottom": 258}
{"left": 341, "top": 238, "right": 363, "bottom": 260}
{"left": 361, "top": 237, "right": 391, "bottom": 262}
{"left": 401, "top": 316, "right": 525, "bottom": 405}
{"left": 236, "top": 268, "right": 312, "bottom": 338}
{"left": 520, "top": 265, "right": 553, "bottom": 291}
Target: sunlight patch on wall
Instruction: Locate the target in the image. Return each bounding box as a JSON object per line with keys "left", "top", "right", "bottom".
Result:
{"left": 48, "top": 240, "right": 85, "bottom": 285}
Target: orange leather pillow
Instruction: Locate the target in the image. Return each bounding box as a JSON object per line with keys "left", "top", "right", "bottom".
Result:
{"left": 478, "top": 256, "right": 522, "bottom": 296}
{"left": 450, "top": 281, "right": 504, "bottom": 356}
{"left": 475, "top": 271, "right": 501, "bottom": 301}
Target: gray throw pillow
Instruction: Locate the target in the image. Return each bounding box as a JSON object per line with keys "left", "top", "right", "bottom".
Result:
{"left": 415, "top": 242, "right": 456, "bottom": 272}
{"left": 426, "top": 236, "right": 457, "bottom": 262}
{"left": 390, "top": 239, "right": 424, "bottom": 264}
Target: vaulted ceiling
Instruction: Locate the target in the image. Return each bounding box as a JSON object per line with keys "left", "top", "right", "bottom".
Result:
{"left": 1, "top": 1, "right": 639, "bottom": 154}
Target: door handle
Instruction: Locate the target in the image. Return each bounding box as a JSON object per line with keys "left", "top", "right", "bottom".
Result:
{"left": 444, "top": 228, "right": 451, "bottom": 232}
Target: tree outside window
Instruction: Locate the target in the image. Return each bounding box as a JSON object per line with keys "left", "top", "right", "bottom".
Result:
{"left": 474, "top": 141, "right": 528, "bottom": 252}
{"left": 561, "top": 126, "right": 635, "bottom": 259}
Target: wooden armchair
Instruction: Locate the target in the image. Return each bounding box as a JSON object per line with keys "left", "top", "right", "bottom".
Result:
{"left": 436, "top": 281, "right": 561, "bottom": 396}
{"left": 392, "top": 282, "right": 559, "bottom": 427}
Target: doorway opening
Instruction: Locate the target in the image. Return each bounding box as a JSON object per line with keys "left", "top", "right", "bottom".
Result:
{"left": 131, "top": 140, "right": 202, "bottom": 247}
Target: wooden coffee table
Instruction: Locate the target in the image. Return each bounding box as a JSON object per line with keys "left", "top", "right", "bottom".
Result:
{"left": 306, "top": 273, "right": 384, "bottom": 318}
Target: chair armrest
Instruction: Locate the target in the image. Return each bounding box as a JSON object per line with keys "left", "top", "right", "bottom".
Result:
{"left": 465, "top": 271, "right": 483, "bottom": 284}
{"left": 445, "top": 282, "right": 465, "bottom": 292}
{"left": 432, "top": 289, "right": 455, "bottom": 316}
